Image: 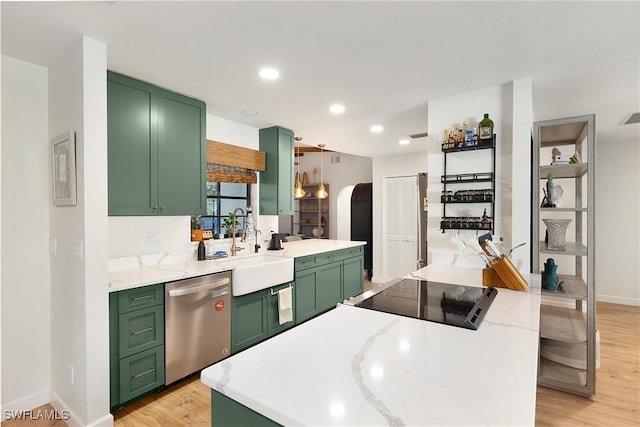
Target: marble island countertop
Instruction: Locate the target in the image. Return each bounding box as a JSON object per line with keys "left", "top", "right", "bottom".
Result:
{"left": 108, "top": 239, "right": 365, "bottom": 293}
{"left": 201, "top": 264, "right": 541, "bottom": 426}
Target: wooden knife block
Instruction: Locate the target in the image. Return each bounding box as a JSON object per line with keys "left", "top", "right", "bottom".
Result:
{"left": 482, "top": 256, "right": 528, "bottom": 291}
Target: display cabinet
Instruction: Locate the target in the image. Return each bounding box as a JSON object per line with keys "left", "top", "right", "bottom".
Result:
{"left": 294, "top": 184, "right": 329, "bottom": 239}
{"left": 532, "top": 114, "right": 596, "bottom": 397}
{"left": 440, "top": 135, "right": 496, "bottom": 232}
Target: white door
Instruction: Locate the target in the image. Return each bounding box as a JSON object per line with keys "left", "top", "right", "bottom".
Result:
{"left": 383, "top": 176, "right": 418, "bottom": 281}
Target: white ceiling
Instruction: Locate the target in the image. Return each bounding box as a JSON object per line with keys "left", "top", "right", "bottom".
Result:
{"left": 2, "top": 1, "right": 639, "bottom": 157}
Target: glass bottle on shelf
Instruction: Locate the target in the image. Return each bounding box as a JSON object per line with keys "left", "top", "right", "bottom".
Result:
{"left": 479, "top": 113, "right": 494, "bottom": 142}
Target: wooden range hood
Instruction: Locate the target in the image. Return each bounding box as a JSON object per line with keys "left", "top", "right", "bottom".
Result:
{"left": 206, "top": 140, "right": 265, "bottom": 183}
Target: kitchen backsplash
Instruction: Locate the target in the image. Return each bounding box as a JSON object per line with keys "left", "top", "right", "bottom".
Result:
{"left": 108, "top": 214, "right": 280, "bottom": 270}
{"left": 108, "top": 215, "right": 193, "bottom": 258}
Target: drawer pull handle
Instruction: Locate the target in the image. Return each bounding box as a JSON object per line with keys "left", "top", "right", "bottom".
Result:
{"left": 131, "top": 294, "right": 154, "bottom": 302}
{"left": 132, "top": 368, "right": 155, "bottom": 379}
{"left": 131, "top": 326, "right": 154, "bottom": 336}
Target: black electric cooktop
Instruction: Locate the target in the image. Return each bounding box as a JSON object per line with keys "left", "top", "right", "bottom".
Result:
{"left": 355, "top": 279, "right": 498, "bottom": 330}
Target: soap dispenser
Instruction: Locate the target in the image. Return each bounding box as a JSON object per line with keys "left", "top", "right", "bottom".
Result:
{"left": 197, "top": 239, "right": 206, "bottom": 261}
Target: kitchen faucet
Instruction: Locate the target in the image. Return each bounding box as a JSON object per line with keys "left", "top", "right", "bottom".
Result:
{"left": 230, "top": 207, "right": 246, "bottom": 256}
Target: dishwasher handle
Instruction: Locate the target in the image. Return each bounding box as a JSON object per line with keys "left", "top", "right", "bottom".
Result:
{"left": 168, "top": 278, "right": 230, "bottom": 298}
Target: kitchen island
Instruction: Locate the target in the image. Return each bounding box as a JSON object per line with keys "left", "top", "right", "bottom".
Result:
{"left": 201, "top": 264, "right": 541, "bottom": 426}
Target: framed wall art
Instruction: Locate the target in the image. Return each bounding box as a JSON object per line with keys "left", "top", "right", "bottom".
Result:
{"left": 51, "top": 131, "right": 77, "bottom": 206}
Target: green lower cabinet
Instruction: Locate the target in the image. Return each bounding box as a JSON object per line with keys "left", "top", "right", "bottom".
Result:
{"left": 343, "top": 255, "right": 364, "bottom": 300}
{"left": 294, "top": 261, "right": 343, "bottom": 323}
{"left": 212, "top": 389, "right": 282, "bottom": 427}
{"left": 118, "top": 305, "right": 164, "bottom": 358}
{"left": 231, "top": 283, "right": 295, "bottom": 353}
{"left": 231, "top": 290, "right": 268, "bottom": 353}
{"left": 119, "top": 346, "right": 165, "bottom": 404}
{"left": 294, "top": 268, "right": 320, "bottom": 323}
{"left": 110, "top": 284, "right": 165, "bottom": 410}
{"left": 294, "top": 248, "right": 364, "bottom": 323}
{"left": 316, "top": 261, "right": 343, "bottom": 311}
{"left": 266, "top": 283, "right": 296, "bottom": 337}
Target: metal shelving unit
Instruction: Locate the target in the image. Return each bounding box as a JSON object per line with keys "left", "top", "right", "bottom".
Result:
{"left": 440, "top": 136, "right": 496, "bottom": 232}
{"left": 532, "top": 114, "right": 596, "bottom": 397}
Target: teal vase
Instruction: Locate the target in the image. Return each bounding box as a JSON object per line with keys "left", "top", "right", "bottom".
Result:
{"left": 541, "top": 258, "right": 559, "bottom": 290}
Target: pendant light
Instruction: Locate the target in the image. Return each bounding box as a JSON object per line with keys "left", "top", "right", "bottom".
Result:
{"left": 315, "top": 144, "right": 328, "bottom": 199}
{"left": 293, "top": 136, "right": 306, "bottom": 199}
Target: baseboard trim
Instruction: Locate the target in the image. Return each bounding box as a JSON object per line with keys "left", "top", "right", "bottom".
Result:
{"left": 86, "top": 412, "right": 114, "bottom": 427}
{"left": 597, "top": 294, "right": 640, "bottom": 307}
{"left": 1, "top": 389, "right": 50, "bottom": 421}
{"left": 50, "top": 390, "right": 81, "bottom": 426}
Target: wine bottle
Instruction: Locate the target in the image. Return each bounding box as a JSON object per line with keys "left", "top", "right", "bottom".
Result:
{"left": 478, "top": 113, "right": 494, "bottom": 142}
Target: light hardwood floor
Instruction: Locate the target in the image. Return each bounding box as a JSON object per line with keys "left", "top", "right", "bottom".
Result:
{"left": 535, "top": 302, "right": 640, "bottom": 426}
{"left": 3, "top": 301, "right": 638, "bottom": 427}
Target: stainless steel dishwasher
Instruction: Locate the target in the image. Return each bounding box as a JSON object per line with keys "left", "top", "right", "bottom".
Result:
{"left": 165, "top": 271, "right": 231, "bottom": 385}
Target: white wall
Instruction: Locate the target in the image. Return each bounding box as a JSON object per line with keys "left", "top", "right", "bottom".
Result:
{"left": 1, "top": 57, "right": 51, "bottom": 413}
{"left": 297, "top": 151, "right": 372, "bottom": 240}
{"left": 49, "top": 36, "right": 111, "bottom": 426}
{"left": 426, "top": 82, "right": 533, "bottom": 269}
{"left": 0, "top": 8, "right": 3, "bottom": 410}
{"left": 371, "top": 151, "right": 428, "bottom": 283}
{"left": 595, "top": 136, "right": 640, "bottom": 305}
{"left": 427, "top": 85, "right": 506, "bottom": 266}
{"left": 336, "top": 185, "right": 356, "bottom": 240}
{"left": 80, "top": 37, "right": 110, "bottom": 426}
{"left": 511, "top": 78, "right": 533, "bottom": 270}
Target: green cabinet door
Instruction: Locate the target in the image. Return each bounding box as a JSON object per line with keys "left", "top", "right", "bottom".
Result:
{"left": 266, "top": 283, "right": 295, "bottom": 336}
{"left": 343, "top": 255, "right": 364, "bottom": 300}
{"left": 259, "top": 126, "right": 294, "bottom": 215}
{"left": 107, "top": 71, "right": 206, "bottom": 216}
{"left": 231, "top": 290, "right": 268, "bottom": 353}
{"left": 295, "top": 268, "right": 319, "bottom": 323}
{"left": 316, "top": 261, "right": 343, "bottom": 311}
{"left": 157, "top": 90, "right": 206, "bottom": 215}
{"left": 107, "top": 73, "right": 158, "bottom": 215}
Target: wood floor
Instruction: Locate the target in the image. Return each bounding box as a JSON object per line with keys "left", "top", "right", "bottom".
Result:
{"left": 3, "top": 301, "right": 638, "bottom": 427}
{"left": 535, "top": 302, "right": 640, "bottom": 426}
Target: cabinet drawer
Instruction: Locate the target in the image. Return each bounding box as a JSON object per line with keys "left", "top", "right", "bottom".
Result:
{"left": 117, "top": 284, "right": 164, "bottom": 314}
{"left": 119, "top": 346, "right": 164, "bottom": 404}
{"left": 118, "top": 305, "right": 164, "bottom": 358}
{"left": 295, "top": 255, "right": 317, "bottom": 271}
{"left": 340, "top": 245, "right": 363, "bottom": 259}
{"left": 316, "top": 251, "right": 341, "bottom": 265}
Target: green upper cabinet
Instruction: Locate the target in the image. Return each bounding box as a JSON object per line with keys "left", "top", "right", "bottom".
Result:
{"left": 157, "top": 90, "right": 206, "bottom": 215}
{"left": 259, "top": 126, "right": 294, "bottom": 215}
{"left": 107, "top": 71, "right": 206, "bottom": 216}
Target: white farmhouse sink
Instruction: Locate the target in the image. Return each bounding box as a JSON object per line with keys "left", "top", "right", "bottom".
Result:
{"left": 219, "top": 254, "right": 294, "bottom": 296}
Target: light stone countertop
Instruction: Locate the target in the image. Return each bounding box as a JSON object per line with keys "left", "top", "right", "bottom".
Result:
{"left": 201, "top": 264, "right": 541, "bottom": 426}
{"left": 108, "top": 239, "right": 366, "bottom": 293}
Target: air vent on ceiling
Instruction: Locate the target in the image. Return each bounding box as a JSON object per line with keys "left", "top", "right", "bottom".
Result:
{"left": 408, "top": 131, "right": 429, "bottom": 139}
{"left": 620, "top": 112, "right": 640, "bottom": 125}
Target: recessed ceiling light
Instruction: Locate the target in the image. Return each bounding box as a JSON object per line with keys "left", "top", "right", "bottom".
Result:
{"left": 329, "top": 104, "right": 345, "bottom": 114}
{"left": 370, "top": 125, "right": 384, "bottom": 133}
{"left": 259, "top": 67, "right": 280, "bottom": 80}
{"left": 241, "top": 109, "right": 259, "bottom": 116}
{"left": 399, "top": 139, "right": 410, "bottom": 145}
